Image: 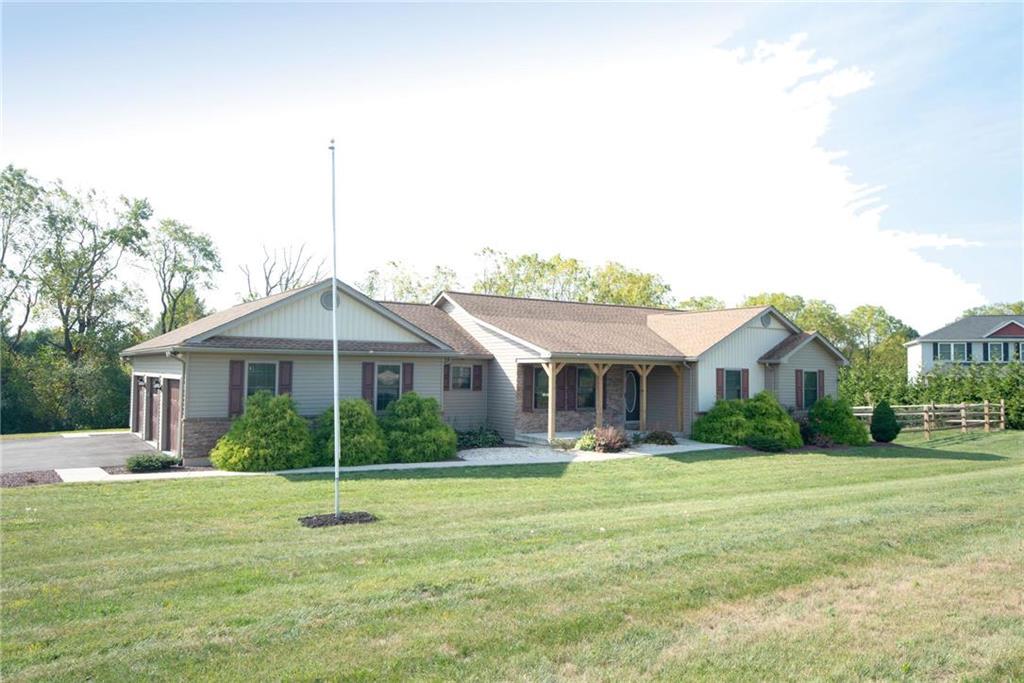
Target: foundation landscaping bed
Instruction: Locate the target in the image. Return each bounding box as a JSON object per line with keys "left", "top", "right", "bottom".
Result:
{"left": 1, "top": 430, "right": 1021, "bottom": 681}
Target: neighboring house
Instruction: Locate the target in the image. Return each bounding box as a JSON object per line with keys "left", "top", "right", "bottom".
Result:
{"left": 905, "top": 316, "right": 1024, "bottom": 380}
{"left": 122, "top": 278, "right": 847, "bottom": 462}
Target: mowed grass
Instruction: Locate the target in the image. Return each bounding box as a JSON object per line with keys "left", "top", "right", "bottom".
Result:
{"left": 2, "top": 432, "right": 1022, "bottom": 681}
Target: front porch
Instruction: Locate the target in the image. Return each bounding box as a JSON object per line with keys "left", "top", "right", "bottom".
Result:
{"left": 516, "top": 359, "right": 696, "bottom": 443}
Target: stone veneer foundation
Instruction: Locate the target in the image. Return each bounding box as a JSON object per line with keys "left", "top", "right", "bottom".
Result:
{"left": 515, "top": 365, "right": 628, "bottom": 434}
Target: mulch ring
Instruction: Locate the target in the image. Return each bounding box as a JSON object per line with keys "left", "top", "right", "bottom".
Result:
{"left": 1, "top": 470, "right": 62, "bottom": 488}
{"left": 102, "top": 465, "right": 213, "bottom": 475}
{"left": 299, "top": 511, "right": 378, "bottom": 528}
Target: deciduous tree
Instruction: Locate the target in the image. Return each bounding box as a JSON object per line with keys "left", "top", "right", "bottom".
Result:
{"left": 148, "top": 219, "right": 221, "bottom": 333}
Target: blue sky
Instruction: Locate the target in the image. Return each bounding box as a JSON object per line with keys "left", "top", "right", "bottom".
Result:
{"left": 3, "top": 2, "right": 1021, "bottom": 331}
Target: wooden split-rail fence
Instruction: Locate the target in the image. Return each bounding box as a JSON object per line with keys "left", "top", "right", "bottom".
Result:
{"left": 851, "top": 400, "right": 1006, "bottom": 440}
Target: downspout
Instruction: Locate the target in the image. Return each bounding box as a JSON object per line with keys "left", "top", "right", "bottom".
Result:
{"left": 167, "top": 350, "right": 187, "bottom": 458}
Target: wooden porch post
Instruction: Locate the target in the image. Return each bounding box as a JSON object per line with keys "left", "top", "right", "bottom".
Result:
{"left": 587, "top": 362, "right": 611, "bottom": 428}
{"left": 633, "top": 363, "right": 655, "bottom": 432}
{"left": 671, "top": 364, "right": 684, "bottom": 433}
{"left": 542, "top": 361, "right": 564, "bottom": 442}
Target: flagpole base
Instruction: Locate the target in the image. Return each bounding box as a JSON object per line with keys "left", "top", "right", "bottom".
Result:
{"left": 299, "top": 511, "right": 377, "bottom": 528}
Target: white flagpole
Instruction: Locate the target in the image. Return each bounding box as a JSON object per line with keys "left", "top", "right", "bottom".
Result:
{"left": 329, "top": 139, "right": 341, "bottom": 519}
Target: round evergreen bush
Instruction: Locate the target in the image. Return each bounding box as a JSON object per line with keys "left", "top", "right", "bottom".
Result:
{"left": 210, "top": 391, "right": 315, "bottom": 471}
{"left": 691, "top": 392, "right": 801, "bottom": 449}
{"left": 807, "top": 396, "right": 869, "bottom": 446}
{"left": 869, "top": 400, "right": 901, "bottom": 443}
{"left": 379, "top": 392, "right": 457, "bottom": 463}
{"left": 312, "top": 399, "right": 388, "bottom": 466}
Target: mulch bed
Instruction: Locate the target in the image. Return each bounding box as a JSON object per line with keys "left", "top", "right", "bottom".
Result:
{"left": 102, "top": 465, "right": 213, "bottom": 475}
{"left": 299, "top": 511, "right": 378, "bottom": 528}
{"left": 1, "top": 470, "right": 62, "bottom": 488}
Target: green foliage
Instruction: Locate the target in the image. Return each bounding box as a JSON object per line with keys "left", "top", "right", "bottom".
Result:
{"left": 590, "top": 262, "right": 672, "bottom": 307}
{"left": 126, "top": 453, "right": 178, "bottom": 472}
{"left": 147, "top": 219, "right": 221, "bottom": 334}
{"left": 312, "top": 399, "right": 388, "bottom": 467}
{"left": 870, "top": 400, "right": 901, "bottom": 443}
{"left": 575, "top": 426, "right": 630, "bottom": 453}
{"left": 210, "top": 392, "right": 315, "bottom": 472}
{"left": 676, "top": 295, "right": 725, "bottom": 311}
{"left": 959, "top": 301, "right": 1024, "bottom": 317}
{"left": 807, "top": 397, "right": 869, "bottom": 446}
{"left": 744, "top": 435, "right": 791, "bottom": 452}
{"left": 692, "top": 392, "right": 802, "bottom": 449}
{"left": 379, "top": 392, "right": 457, "bottom": 463}
{"left": 456, "top": 427, "right": 504, "bottom": 450}
{"left": 357, "top": 261, "right": 460, "bottom": 303}
{"left": 638, "top": 430, "right": 677, "bottom": 445}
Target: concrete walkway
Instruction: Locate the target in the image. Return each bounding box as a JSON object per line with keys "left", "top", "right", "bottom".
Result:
{"left": 51, "top": 439, "right": 730, "bottom": 484}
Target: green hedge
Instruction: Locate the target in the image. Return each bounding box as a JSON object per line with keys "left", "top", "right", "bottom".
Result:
{"left": 210, "top": 392, "right": 315, "bottom": 472}
{"left": 691, "top": 392, "right": 802, "bottom": 449}
{"left": 312, "top": 399, "right": 388, "bottom": 467}
{"left": 379, "top": 393, "right": 458, "bottom": 463}
{"left": 807, "top": 397, "right": 869, "bottom": 446}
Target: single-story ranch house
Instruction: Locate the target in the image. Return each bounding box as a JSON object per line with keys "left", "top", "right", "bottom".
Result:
{"left": 905, "top": 315, "right": 1024, "bottom": 380}
{"left": 122, "top": 279, "right": 847, "bottom": 463}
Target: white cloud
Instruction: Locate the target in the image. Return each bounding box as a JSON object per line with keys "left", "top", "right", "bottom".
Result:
{"left": 5, "top": 32, "right": 985, "bottom": 332}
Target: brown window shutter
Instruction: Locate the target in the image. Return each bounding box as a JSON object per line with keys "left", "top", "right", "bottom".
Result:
{"left": 740, "top": 368, "right": 749, "bottom": 399}
{"left": 817, "top": 369, "right": 825, "bottom": 398}
{"left": 278, "top": 361, "right": 293, "bottom": 395}
{"left": 715, "top": 368, "right": 725, "bottom": 400}
{"left": 443, "top": 363, "right": 450, "bottom": 391}
{"left": 522, "top": 366, "right": 534, "bottom": 412}
{"left": 565, "top": 366, "right": 578, "bottom": 411}
{"left": 361, "top": 362, "right": 374, "bottom": 404}
{"left": 402, "top": 362, "right": 414, "bottom": 394}
{"left": 555, "top": 366, "right": 566, "bottom": 411}
{"left": 472, "top": 364, "right": 483, "bottom": 391}
{"left": 228, "top": 360, "right": 244, "bottom": 417}
{"left": 795, "top": 369, "right": 804, "bottom": 409}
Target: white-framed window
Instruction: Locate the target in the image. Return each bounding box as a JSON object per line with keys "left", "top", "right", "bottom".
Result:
{"left": 246, "top": 361, "right": 277, "bottom": 397}
{"left": 937, "top": 342, "right": 967, "bottom": 362}
{"left": 989, "top": 342, "right": 1005, "bottom": 363}
{"left": 376, "top": 363, "right": 401, "bottom": 411}
{"left": 803, "top": 370, "right": 819, "bottom": 409}
{"left": 724, "top": 369, "right": 743, "bottom": 400}
{"left": 450, "top": 364, "right": 473, "bottom": 390}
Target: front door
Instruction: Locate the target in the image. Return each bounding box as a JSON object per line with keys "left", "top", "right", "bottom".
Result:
{"left": 624, "top": 370, "right": 640, "bottom": 422}
{"left": 147, "top": 378, "right": 160, "bottom": 442}
{"left": 164, "top": 379, "right": 180, "bottom": 452}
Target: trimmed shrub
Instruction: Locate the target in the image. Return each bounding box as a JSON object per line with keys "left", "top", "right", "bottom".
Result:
{"left": 745, "top": 435, "right": 789, "bottom": 453}
{"left": 692, "top": 392, "right": 802, "bottom": 449}
{"left": 312, "top": 399, "right": 388, "bottom": 467}
{"left": 870, "top": 400, "right": 901, "bottom": 443}
{"left": 379, "top": 392, "right": 457, "bottom": 463}
{"left": 210, "top": 391, "right": 315, "bottom": 472}
{"left": 639, "top": 430, "right": 677, "bottom": 446}
{"left": 456, "top": 427, "right": 504, "bottom": 450}
{"left": 807, "top": 396, "right": 869, "bottom": 446}
{"left": 126, "top": 453, "right": 178, "bottom": 472}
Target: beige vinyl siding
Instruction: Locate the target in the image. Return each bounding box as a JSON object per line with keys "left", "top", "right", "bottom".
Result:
{"left": 443, "top": 361, "right": 488, "bottom": 430}
{"left": 775, "top": 339, "right": 841, "bottom": 408}
{"left": 184, "top": 352, "right": 443, "bottom": 418}
{"left": 696, "top": 314, "right": 791, "bottom": 411}
{"left": 220, "top": 288, "right": 423, "bottom": 343}
{"left": 131, "top": 354, "right": 184, "bottom": 377}
{"left": 440, "top": 299, "right": 539, "bottom": 439}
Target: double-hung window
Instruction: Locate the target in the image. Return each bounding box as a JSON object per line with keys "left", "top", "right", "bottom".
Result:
{"left": 246, "top": 362, "right": 276, "bottom": 396}
{"left": 450, "top": 365, "right": 473, "bottom": 390}
{"left": 989, "top": 342, "right": 1005, "bottom": 363}
{"left": 376, "top": 364, "right": 401, "bottom": 411}
{"left": 937, "top": 342, "right": 967, "bottom": 362}
{"left": 576, "top": 367, "right": 596, "bottom": 409}
{"left": 723, "top": 369, "right": 743, "bottom": 400}
{"left": 803, "top": 371, "right": 819, "bottom": 409}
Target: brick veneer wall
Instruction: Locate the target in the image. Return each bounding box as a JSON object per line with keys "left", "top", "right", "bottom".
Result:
{"left": 515, "top": 365, "right": 627, "bottom": 434}
{"left": 181, "top": 418, "right": 232, "bottom": 462}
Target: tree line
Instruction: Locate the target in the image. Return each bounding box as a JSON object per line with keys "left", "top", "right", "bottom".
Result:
{"left": 2, "top": 164, "right": 1020, "bottom": 433}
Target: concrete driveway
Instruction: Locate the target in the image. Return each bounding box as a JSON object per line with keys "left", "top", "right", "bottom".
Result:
{"left": 0, "top": 432, "right": 156, "bottom": 473}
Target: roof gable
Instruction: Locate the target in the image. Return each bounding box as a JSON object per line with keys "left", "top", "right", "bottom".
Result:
{"left": 985, "top": 321, "right": 1024, "bottom": 338}
{"left": 912, "top": 315, "right": 1024, "bottom": 342}
{"left": 759, "top": 331, "right": 848, "bottom": 365}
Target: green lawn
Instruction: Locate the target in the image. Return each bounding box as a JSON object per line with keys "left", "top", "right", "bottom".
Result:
{"left": 0, "top": 427, "right": 128, "bottom": 442}
{"left": 2, "top": 432, "right": 1022, "bottom": 681}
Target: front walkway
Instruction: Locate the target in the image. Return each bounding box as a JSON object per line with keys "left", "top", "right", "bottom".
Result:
{"left": 52, "top": 439, "right": 730, "bottom": 484}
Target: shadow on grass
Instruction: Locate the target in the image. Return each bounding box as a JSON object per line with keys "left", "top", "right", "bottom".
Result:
{"left": 276, "top": 461, "right": 572, "bottom": 483}
{"left": 821, "top": 442, "right": 1007, "bottom": 462}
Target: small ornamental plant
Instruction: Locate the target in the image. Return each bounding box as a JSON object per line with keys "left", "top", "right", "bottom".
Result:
{"left": 870, "top": 400, "right": 901, "bottom": 443}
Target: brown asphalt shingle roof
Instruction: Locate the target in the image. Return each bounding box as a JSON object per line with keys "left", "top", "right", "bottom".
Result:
{"left": 758, "top": 332, "right": 813, "bottom": 362}
{"left": 442, "top": 291, "right": 774, "bottom": 358}
{"left": 379, "top": 302, "right": 491, "bottom": 356}
{"left": 188, "top": 336, "right": 444, "bottom": 354}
